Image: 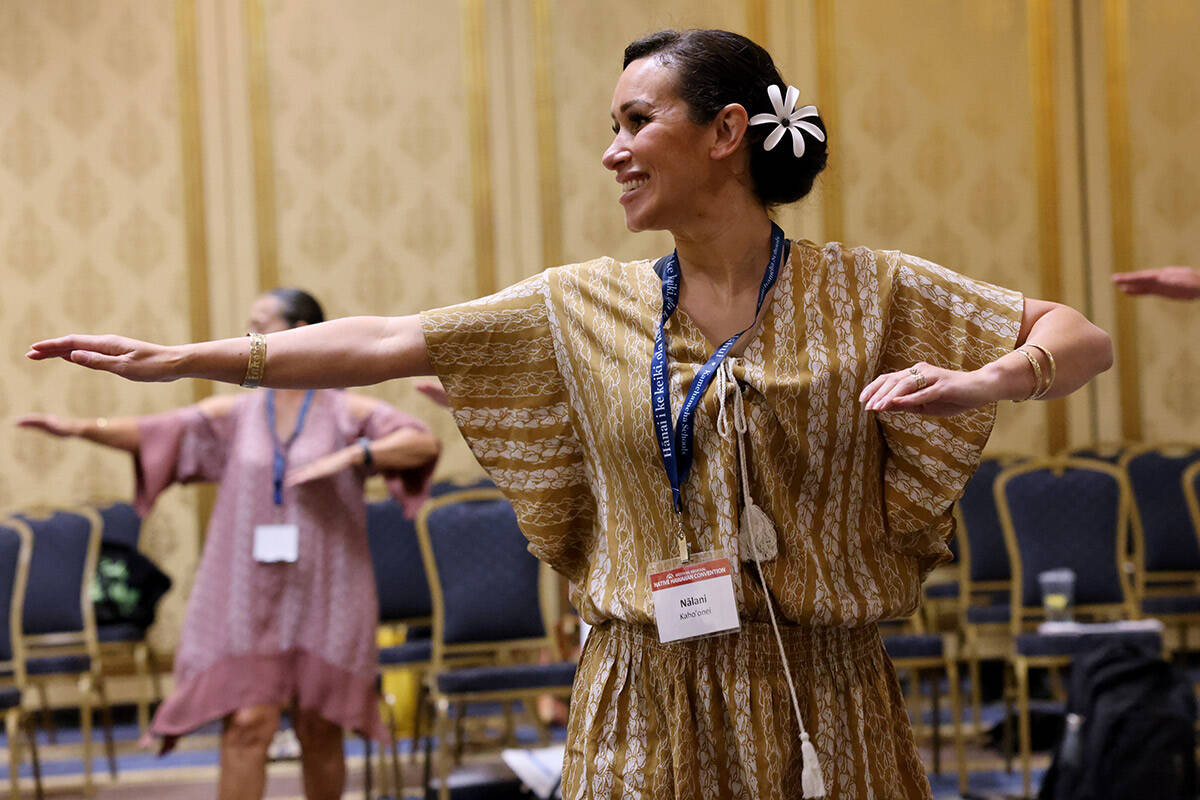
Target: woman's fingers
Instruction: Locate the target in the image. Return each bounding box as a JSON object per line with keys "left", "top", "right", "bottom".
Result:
{"left": 860, "top": 364, "right": 944, "bottom": 411}
{"left": 415, "top": 380, "right": 451, "bottom": 408}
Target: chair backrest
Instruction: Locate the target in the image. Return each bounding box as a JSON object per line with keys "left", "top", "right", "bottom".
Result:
{"left": 430, "top": 476, "right": 496, "bottom": 498}
{"left": 416, "top": 488, "right": 551, "bottom": 663}
{"left": 994, "top": 457, "right": 1135, "bottom": 633}
{"left": 0, "top": 518, "right": 32, "bottom": 676}
{"left": 16, "top": 507, "right": 102, "bottom": 647}
{"left": 93, "top": 500, "right": 142, "bottom": 550}
{"left": 1065, "top": 443, "right": 1128, "bottom": 464}
{"left": 1120, "top": 444, "right": 1200, "bottom": 581}
{"left": 958, "top": 455, "right": 1026, "bottom": 587}
{"left": 366, "top": 497, "right": 432, "bottom": 624}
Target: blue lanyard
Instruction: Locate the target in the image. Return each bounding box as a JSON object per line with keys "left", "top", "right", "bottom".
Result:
{"left": 266, "top": 389, "right": 316, "bottom": 506}
{"left": 651, "top": 223, "right": 788, "bottom": 515}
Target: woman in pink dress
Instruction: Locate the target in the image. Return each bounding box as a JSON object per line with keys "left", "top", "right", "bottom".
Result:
{"left": 18, "top": 288, "right": 440, "bottom": 800}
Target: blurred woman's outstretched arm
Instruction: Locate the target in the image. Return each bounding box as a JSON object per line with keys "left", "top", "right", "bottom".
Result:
{"left": 27, "top": 314, "right": 432, "bottom": 389}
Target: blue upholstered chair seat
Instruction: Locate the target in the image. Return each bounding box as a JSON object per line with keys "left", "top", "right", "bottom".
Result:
{"left": 924, "top": 582, "right": 959, "bottom": 599}
{"left": 98, "top": 622, "right": 147, "bottom": 643}
{"left": 966, "top": 604, "right": 1011, "bottom": 624}
{"left": 1141, "top": 594, "right": 1200, "bottom": 615}
{"left": 26, "top": 654, "right": 91, "bottom": 675}
{"left": 0, "top": 686, "right": 20, "bottom": 709}
{"left": 436, "top": 661, "right": 576, "bottom": 695}
{"left": 379, "top": 639, "right": 432, "bottom": 666}
{"left": 882, "top": 634, "right": 943, "bottom": 659}
{"left": 1014, "top": 630, "right": 1161, "bottom": 658}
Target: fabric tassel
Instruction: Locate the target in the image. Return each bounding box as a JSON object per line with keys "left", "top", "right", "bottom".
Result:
{"left": 800, "top": 732, "right": 827, "bottom": 798}
{"left": 739, "top": 499, "right": 778, "bottom": 562}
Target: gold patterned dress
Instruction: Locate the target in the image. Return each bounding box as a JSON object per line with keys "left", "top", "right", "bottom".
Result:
{"left": 420, "top": 239, "right": 1023, "bottom": 799}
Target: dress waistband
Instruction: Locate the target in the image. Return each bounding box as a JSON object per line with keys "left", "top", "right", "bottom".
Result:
{"left": 590, "top": 618, "right": 883, "bottom": 673}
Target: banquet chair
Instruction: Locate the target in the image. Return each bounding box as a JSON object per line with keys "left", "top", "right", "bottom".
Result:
{"left": 0, "top": 518, "right": 42, "bottom": 800}
{"left": 1120, "top": 443, "right": 1200, "bottom": 653}
{"left": 88, "top": 499, "right": 165, "bottom": 737}
{"left": 14, "top": 506, "right": 119, "bottom": 787}
{"left": 364, "top": 495, "right": 436, "bottom": 798}
{"left": 1063, "top": 442, "right": 1128, "bottom": 464}
{"left": 881, "top": 624, "right": 967, "bottom": 795}
{"left": 995, "top": 457, "right": 1160, "bottom": 797}
{"left": 416, "top": 488, "right": 575, "bottom": 800}
{"left": 956, "top": 454, "right": 1026, "bottom": 730}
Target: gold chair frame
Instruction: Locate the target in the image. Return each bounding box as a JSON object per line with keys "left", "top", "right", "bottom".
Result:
{"left": 1, "top": 518, "right": 42, "bottom": 800}
{"left": 416, "top": 487, "right": 573, "bottom": 800}
{"left": 994, "top": 457, "right": 1144, "bottom": 798}
{"left": 954, "top": 453, "right": 1026, "bottom": 735}
{"left": 1119, "top": 442, "right": 1200, "bottom": 655}
{"left": 83, "top": 496, "right": 165, "bottom": 738}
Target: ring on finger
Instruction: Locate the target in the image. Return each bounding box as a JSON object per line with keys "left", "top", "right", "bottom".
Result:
{"left": 908, "top": 366, "right": 927, "bottom": 390}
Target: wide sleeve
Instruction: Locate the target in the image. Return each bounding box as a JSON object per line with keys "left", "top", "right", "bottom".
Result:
{"left": 359, "top": 402, "right": 437, "bottom": 518}
{"left": 419, "top": 271, "right": 592, "bottom": 580}
{"left": 134, "top": 405, "right": 235, "bottom": 516}
{"left": 875, "top": 250, "right": 1024, "bottom": 574}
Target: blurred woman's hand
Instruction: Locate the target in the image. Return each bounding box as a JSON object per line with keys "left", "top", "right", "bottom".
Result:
{"left": 285, "top": 448, "right": 357, "bottom": 488}
{"left": 1113, "top": 267, "right": 1200, "bottom": 300}
{"left": 415, "top": 380, "right": 451, "bottom": 408}
{"left": 15, "top": 413, "right": 82, "bottom": 437}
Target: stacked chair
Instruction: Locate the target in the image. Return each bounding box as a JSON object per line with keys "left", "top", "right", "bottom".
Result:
{"left": 364, "top": 494, "right": 436, "bottom": 798}
{"left": 89, "top": 499, "right": 165, "bottom": 736}
{"left": 0, "top": 518, "right": 40, "bottom": 799}
{"left": 1120, "top": 444, "right": 1200, "bottom": 654}
{"left": 880, "top": 619, "right": 967, "bottom": 794}
{"left": 993, "top": 457, "right": 1162, "bottom": 797}
{"left": 10, "top": 506, "right": 120, "bottom": 795}
{"left": 955, "top": 454, "right": 1025, "bottom": 733}
{"left": 416, "top": 487, "right": 576, "bottom": 800}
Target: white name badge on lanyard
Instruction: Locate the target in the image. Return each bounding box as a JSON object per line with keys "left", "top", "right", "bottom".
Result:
{"left": 649, "top": 553, "right": 740, "bottom": 643}
{"left": 254, "top": 524, "right": 299, "bottom": 563}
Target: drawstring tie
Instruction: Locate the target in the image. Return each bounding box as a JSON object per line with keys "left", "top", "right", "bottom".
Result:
{"left": 715, "top": 361, "right": 827, "bottom": 798}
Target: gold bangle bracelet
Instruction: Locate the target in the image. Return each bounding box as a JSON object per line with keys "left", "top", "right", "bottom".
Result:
{"left": 1013, "top": 347, "right": 1043, "bottom": 402}
{"left": 242, "top": 332, "right": 267, "bottom": 389}
{"left": 1023, "top": 342, "right": 1057, "bottom": 399}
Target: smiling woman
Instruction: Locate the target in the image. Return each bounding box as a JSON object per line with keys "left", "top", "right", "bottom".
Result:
{"left": 28, "top": 27, "right": 1112, "bottom": 800}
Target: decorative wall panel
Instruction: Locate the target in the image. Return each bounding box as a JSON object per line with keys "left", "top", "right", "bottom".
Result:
{"left": 0, "top": 0, "right": 204, "bottom": 652}
{"left": 1126, "top": 1, "right": 1200, "bottom": 440}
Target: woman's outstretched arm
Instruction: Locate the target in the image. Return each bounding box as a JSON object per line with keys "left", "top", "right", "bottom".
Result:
{"left": 28, "top": 314, "right": 431, "bottom": 389}
{"left": 15, "top": 414, "right": 142, "bottom": 452}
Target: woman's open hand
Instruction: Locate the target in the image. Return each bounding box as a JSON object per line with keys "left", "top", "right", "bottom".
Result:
{"left": 26, "top": 335, "right": 180, "bottom": 382}
{"left": 1112, "top": 266, "right": 1200, "bottom": 300}
{"left": 859, "top": 362, "right": 998, "bottom": 417}
{"left": 14, "top": 413, "right": 81, "bottom": 437}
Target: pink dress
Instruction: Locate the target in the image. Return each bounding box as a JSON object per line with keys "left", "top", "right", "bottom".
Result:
{"left": 134, "top": 389, "right": 435, "bottom": 744}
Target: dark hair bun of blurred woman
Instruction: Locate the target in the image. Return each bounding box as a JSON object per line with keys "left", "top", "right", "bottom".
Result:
{"left": 624, "top": 29, "right": 827, "bottom": 207}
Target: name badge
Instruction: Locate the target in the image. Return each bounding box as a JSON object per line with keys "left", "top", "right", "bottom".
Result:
{"left": 649, "top": 553, "right": 740, "bottom": 643}
{"left": 254, "top": 524, "right": 299, "bottom": 563}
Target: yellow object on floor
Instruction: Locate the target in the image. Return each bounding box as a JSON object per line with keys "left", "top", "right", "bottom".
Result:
{"left": 378, "top": 626, "right": 421, "bottom": 737}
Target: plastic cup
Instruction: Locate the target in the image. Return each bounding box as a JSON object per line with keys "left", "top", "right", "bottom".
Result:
{"left": 1038, "top": 568, "right": 1076, "bottom": 622}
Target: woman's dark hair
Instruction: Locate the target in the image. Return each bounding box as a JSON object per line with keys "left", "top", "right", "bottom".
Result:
{"left": 267, "top": 287, "right": 324, "bottom": 327}
{"left": 623, "top": 29, "right": 827, "bottom": 206}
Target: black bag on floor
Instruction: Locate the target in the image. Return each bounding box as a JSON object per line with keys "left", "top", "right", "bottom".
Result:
{"left": 91, "top": 541, "right": 172, "bottom": 630}
{"left": 1038, "top": 642, "right": 1197, "bottom": 800}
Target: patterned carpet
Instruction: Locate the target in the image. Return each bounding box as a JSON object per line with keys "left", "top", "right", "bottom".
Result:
{"left": 0, "top": 707, "right": 1048, "bottom": 799}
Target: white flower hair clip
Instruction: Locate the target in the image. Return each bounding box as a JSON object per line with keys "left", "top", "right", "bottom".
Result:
{"left": 749, "top": 85, "right": 825, "bottom": 158}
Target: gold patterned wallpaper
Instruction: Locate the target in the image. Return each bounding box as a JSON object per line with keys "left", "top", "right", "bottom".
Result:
{"left": 2, "top": 0, "right": 1198, "bottom": 655}
{"left": 0, "top": 0, "right": 203, "bottom": 653}
{"left": 256, "top": 0, "right": 483, "bottom": 480}
{"left": 1127, "top": 1, "right": 1200, "bottom": 440}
